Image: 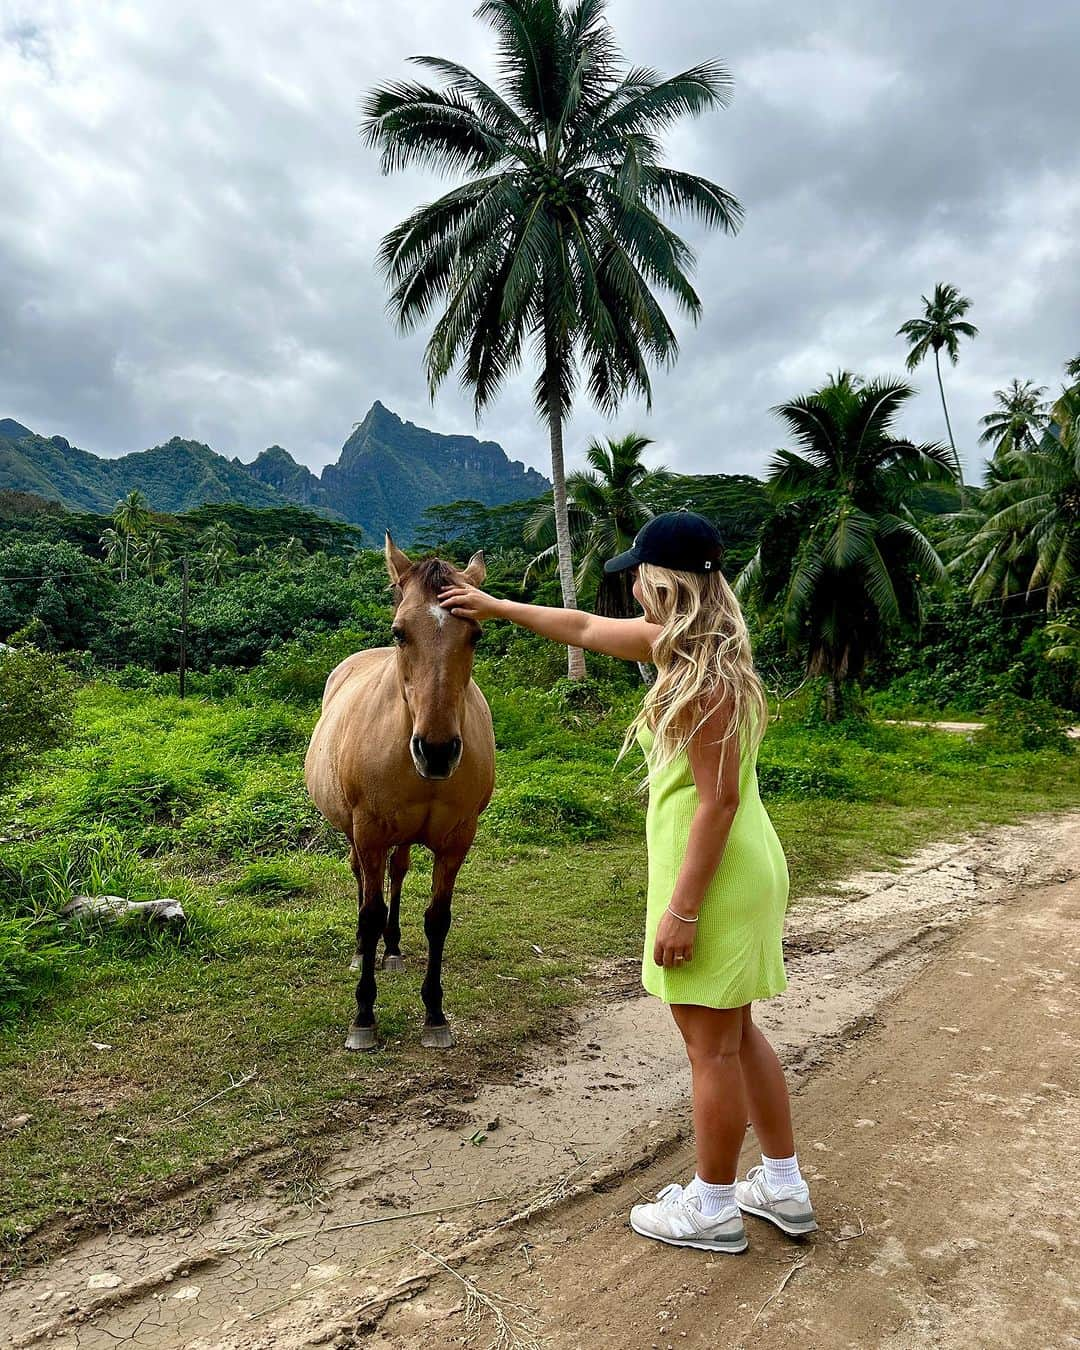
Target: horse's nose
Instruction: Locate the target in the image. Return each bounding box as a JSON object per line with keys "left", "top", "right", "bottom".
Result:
{"left": 411, "top": 735, "right": 462, "bottom": 779}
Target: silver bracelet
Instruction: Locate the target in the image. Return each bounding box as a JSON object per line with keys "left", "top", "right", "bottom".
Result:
{"left": 666, "top": 904, "right": 699, "bottom": 923}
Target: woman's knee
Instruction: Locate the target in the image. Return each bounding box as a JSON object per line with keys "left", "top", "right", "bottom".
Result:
{"left": 673, "top": 1004, "right": 745, "bottom": 1063}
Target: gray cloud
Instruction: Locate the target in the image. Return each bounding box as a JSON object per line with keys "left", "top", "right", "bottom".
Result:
{"left": 2, "top": 0, "right": 1078, "bottom": 486}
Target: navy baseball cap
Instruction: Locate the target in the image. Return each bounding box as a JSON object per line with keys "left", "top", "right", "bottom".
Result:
{"left": 604, "top": 509, "right": 724, "bottom": 575}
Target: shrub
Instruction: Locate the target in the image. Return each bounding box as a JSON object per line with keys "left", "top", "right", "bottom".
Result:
{"left": 208, "top": 705, "right": 309, "bottom": 758}
{"left": 178, "top": 766, "right": 333, "bottom": 856}
{"left": 978, "top": 694, "right": 1073, "bottom": 753}
{"left": 756, "top": 763, "right": 861, "bottom": 799}
{"left": 868, "top": 593, "right": 1080, "bottom": 716}
{"left": 480, "top": 763, "right": 634, "bottom": 845}
{"left": 248, "top": 627, "right": 382, "bottom": 704}
{"left": 65, "top": 762, "right": 232, "bottom": 830}
{"left": 0, "top": 644, "right": 75, "bottom": 791}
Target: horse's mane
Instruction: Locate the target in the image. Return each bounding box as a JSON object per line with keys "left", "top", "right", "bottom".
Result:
{"left": 407, "top": 556, "right": 460, "bottom": 597}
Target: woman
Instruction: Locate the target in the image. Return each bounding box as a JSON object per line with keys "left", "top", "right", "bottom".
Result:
{"left": 437, "top": 509, "right": 815, "bottom": 1254}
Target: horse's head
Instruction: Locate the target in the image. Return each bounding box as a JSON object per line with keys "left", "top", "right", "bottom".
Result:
{"left": 384, "top": 532, "right": 485, "bottom": 781}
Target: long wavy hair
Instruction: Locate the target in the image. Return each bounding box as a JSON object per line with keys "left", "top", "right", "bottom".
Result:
{"left": 616, "top": 561, "right": 768, "bottom": 791}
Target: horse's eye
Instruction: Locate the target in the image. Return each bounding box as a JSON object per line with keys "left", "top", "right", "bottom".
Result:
{"left": 391, "top": 627, "right": 407, "bottom": 645}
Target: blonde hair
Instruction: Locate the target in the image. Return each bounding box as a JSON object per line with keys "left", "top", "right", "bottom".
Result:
{"left": 616, "top": 561, "right": 768, "bottom": 791}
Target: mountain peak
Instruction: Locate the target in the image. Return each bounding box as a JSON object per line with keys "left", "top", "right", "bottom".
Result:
{"left": 242, "top": 443, "right": 324, "bottom": 508}
{"left": 356, "top": 400, "right": 398, "bottom": 434}
{"left": 320, "top": 402, "right": 550, "bottom": 543}
{"left": 0, "top": 404, "right": 550, "bottom": 544}
{"left": 252, "top": 444, "right": 301, "bottom": 467}
{"left": 0, "top": 419, "right": 34, "bottom": 443}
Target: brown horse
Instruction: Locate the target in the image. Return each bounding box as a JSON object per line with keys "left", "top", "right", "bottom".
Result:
{"left": 304, "top": 534, "right": 495, "bottom": 1051}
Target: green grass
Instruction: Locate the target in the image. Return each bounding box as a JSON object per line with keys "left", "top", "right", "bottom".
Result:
{"left": 0, "top": 683, "right": 1077, "bottom": 1265}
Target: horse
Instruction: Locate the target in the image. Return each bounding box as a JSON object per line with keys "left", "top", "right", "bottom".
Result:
{"left": 303, "top": 533, "right": 495, "bottom": 1051}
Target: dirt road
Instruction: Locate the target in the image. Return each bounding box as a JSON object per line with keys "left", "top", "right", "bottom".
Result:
{"left": 4, "top": 814, "right": 1078, "bottom": 1349}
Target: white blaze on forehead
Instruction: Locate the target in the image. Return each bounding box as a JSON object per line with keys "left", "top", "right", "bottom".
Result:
{"left": 428, "top": 602, "right": 448, "bottom": 628}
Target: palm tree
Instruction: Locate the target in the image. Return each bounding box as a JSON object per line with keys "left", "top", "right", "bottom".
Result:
{"left": 200, "top": 547, "right": 232, "bottom": 587}
{"left": 279, "top": 536, "right": 307, "bottom": 567}
{"left": 1065, "top": 354, "right": 1080, "bottom": 384}
{"left": 197, "top": 521, "right": 237, "bottom": 586}
{"left": 361, "top": 0, "right": 742, "bottom": 678}
{"left": 523, "top": 432, "right": 667, "bottom": 614}
{"left": 136, "top": 529, "right": 172, "bottom": 581}
{"left": 98, "top": 527, "right": 124, "bottom": 573}
{"left": 956, "top": 387, "right": 1080, "bottom": 610}
{"left": 1046, "top": 615, "right": 1080, "bottom": 681}
{"left": 197, "top": 521, "right": 236, "bottom": 556}
{"left": 940, "top": 458, "right": 1033, "bottom": 605}
{"left": 524, "top": 431, "right": 668, "bottom": 683}
{"left": 736, "top": 372, "right": 958, "bottom": 720}
{"left": 897, "top": 283, "right": 978, "bottom": 467}
{"left": 978, "top": 378, "right": 1049, "bottom": 458}
{"left": 111, "top": 490, "right": 152, "bottom": 582}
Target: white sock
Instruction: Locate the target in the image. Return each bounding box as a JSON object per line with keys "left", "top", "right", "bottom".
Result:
{"left": 687, "top": 1173, "right": 737, "bottom": 1217}
{"left": 762, "top": 1152, "right": 803, "bottom": 1190}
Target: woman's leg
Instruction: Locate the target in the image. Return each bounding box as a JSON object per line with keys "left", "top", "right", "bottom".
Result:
{"left": 668, "top": 1002, "right": 748, "bottom": 1184}
{"left": 738, "top": 1003, "right": 795, "bottom": 1159}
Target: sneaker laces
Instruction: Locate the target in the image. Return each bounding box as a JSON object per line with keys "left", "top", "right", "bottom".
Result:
{"left": 744, "top": 1164, "right": 805, "bottom": 1200}
{"left": 744, "top": 1164, "right": 774, "bottom": 1200}
{"left": 654, "top": 1181, "right": 701, "bottom": 1212}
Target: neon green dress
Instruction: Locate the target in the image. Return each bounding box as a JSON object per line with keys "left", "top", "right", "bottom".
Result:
{"left": 635, "top": 722, "right": 789, "bottom": 1009}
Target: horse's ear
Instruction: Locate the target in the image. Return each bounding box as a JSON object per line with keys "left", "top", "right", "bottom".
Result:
{"left": 462, "top": 549, "right": 486, "bottom": 585}
{"left": 384, "top": 531, "right": 412, "bottom": 586}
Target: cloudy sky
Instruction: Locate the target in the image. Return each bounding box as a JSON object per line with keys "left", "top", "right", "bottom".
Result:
{"left": 3, "top": 0, "right": 1078, "bottom": 483}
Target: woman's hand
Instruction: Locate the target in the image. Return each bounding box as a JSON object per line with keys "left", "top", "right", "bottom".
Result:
{"left": 653, "top": 907, "right": 696, "bottom": 969}
{"left": 437, "top": 582, "right": 504, "bottom": 622}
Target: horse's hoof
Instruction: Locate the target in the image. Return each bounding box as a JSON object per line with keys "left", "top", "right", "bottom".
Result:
{"left": 348, "top": 954, "right": 362, "bottom": 972}
{"left": 382, "top": 953, "right": 405, "bottom": 971}
{"left": 345, "top": 1023, "right": 377, "bottom": 1052}
{"left": 421, "top": 1023, "right": 454, "bottom": 1049}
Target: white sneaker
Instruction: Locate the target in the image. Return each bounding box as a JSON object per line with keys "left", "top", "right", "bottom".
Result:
{"left": 735, "top": 1165, "right": 817, "bottom": 1236}
{"left": 629, "top": 1181, "right": 747, "bottom": 1253}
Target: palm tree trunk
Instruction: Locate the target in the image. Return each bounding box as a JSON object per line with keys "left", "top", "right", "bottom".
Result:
{"left": 934, "top": 347, "right": 959, "bottom": 469}
{"left": 543, "top": 334, "right": 586, "bottom": 681}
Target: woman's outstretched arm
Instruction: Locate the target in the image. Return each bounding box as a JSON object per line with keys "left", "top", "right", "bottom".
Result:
{"left": 437, "top": 582, "right": 660, "bottom": 663}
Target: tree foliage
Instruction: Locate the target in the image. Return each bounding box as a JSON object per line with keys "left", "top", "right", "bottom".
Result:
{"left": 362, "top": 0, "right": 743, "bottom": 675}
{"left": 0, "top": 644, "right": 74, "bottom": 790}
{"left": 524, "top": 432, "right": 668, "bottom": 616}
{"left": 952, "top": 386, "right": 1079, "bottom": 609}
{"left": 738, "top": 372, "right": 959, "bottom": 717}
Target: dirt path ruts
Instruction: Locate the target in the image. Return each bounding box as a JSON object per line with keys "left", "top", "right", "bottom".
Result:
{"left": 373, "top": 817, "right": 1080, "bottom": 1350}
{"left": 3, "top": 813, "right": 1077, "bottom": 1350}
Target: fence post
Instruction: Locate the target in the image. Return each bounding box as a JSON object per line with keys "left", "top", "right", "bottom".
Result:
{"left": 178, "top": 555, "right": 189, "bottom": 699}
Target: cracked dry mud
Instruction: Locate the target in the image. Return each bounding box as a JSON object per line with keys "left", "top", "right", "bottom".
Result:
{"left": 3, "top": 814, "right": 1078, "bottom": 1350}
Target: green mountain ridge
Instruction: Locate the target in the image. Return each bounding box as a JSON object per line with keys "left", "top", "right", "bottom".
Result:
{"left": 0, "top": 402, "right": 552, "bottom": 543}
{"left": 0, "top": 429, "right": 289, "bottom": 514}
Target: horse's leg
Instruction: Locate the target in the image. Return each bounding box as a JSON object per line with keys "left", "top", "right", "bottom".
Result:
{"left": 349, "top": 841, "right": 364, "bottom": 972}
{"left": 382, "top": 844, "right": 410, "bottom": 971}
{"left": 420, "top": 830, "right": 474, "bottom": 1049}
{"left": 346, "top": 841, "right": 388, "bottom": 1052}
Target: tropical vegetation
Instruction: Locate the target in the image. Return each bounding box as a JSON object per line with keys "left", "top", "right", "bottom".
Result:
{"left": 736, "top": 372, "right": 958, "bottom": 718}
{"left": 952, "top": 383, "right": 1079, "bottom": 611}
{"left": 361, "top": 0, "right": 744, "bottom": 677}
{"left": 897, "top": 281, "right": 978, "bottom": 464}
